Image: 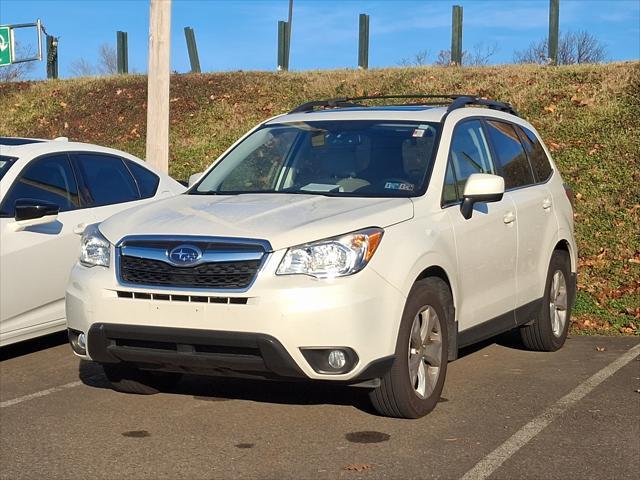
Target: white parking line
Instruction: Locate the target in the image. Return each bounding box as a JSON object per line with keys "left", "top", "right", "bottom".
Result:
{"left": 461, "top": 342, "right": 640, "bottom": 480}
{"left": 0, "top": 377, "right": 99, "bottom": 408}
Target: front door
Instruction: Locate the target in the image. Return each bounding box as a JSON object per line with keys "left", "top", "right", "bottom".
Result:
{"left": 0, "top": 153, "right": 88, "bottom": 341}
{"left": 441, "top": 119, "right": 518, "bottom": 332}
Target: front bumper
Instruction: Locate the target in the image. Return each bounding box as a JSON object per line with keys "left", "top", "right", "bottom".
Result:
{"left": 78, "top": 323, "right": 394, "bottom": 383}
{"left": 65, "top": 252, "right": 405, "bottom": 382}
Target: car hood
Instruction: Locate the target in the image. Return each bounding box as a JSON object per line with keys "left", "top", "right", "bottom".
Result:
{"left": 99, "top": 193, "right": 414, "bottom": 251}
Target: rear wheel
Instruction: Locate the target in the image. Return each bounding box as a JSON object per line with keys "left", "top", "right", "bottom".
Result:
{"left": 369, "top": 277, "right": 450, "bottom": 419}
{"left": 520, "top": 250, "right": 573, "bottom": 351}
{"left": 102, "top": 364, "right": 182, "bottom": 395}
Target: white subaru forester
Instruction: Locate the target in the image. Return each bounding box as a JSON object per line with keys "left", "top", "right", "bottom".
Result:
{"left": 66, "top": 95, "right": 577, "bottom": 419}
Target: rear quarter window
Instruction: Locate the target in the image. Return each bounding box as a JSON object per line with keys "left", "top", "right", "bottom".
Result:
{"left": 517, "top": 126, "right": 553, "bottom": 182}
{"left": 125, "top": 160, "right": 160, "bottom": 198}
{"left": 485, "top": 120, "right": 535, "bottom": 190}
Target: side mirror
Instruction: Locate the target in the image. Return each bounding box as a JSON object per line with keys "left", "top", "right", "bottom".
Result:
{"left": 460, "top": 173, "right": 505, "bottom": 220}
{"left": 8, "top": 199, "right": 60, "bottom": 231}
{"left": 188, "top": 172, "right": 204, "bottom": 188}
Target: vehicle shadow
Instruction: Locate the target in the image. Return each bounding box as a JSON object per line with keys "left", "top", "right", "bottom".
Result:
{"left": 77, "top": 330, "right": 526, "bottom": 414}
{"left": 77, "top": 360, "right": 377, "bottom": 414}
{"left": 0, "top": 331, "right": 68, "bottom": 361}
{"left": 457, "top": 329, "right": 527, "bottom": 360}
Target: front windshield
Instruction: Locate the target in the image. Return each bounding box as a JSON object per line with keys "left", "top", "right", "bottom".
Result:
{"left": 193, "top": 120, "right": 440, "bottom": 197}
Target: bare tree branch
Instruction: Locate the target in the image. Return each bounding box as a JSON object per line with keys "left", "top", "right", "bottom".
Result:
{"left": 69, "top": 57, "right": 96, "bottom": 77}
{"left": 398, "top": 49, "right": 431, "bottom": 67}
{"left": 97, "top": 43, "right": 117, "bottom": 75}
{"left": 432, "top": 43, "right": 497, "bottom": 67}
{"left": 466, "top": 42, "right": 498, "bottom": 66}
{"left": 514, "top": 30, "right": 606, "bottom": 65}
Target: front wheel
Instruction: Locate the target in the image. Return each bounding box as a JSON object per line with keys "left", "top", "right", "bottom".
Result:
{"left": 369, "top": 277, "right": 451, "bottom": 419}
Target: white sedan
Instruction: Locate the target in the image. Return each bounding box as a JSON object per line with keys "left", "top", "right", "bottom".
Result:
{"left": 0, "top": 137, "right": 185, "bottom": 346}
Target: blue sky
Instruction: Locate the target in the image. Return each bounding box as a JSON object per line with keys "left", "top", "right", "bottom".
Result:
{"left": 1, "top": 0, "right": 638, "bottom": 79}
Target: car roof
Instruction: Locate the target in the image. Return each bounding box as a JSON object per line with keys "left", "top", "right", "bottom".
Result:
{"left": 266, "top": 105, "right": 449, "bottom": 125}
{"left": 0, "top": 138, "right": 141, "bottom": 161}
{"left": 264, "top": 105, "right": 536, "bottom": 133}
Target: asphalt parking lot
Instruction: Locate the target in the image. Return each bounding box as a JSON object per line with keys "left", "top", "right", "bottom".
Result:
{"left": 1, "top": 333, "right": 638, "bottom": 480}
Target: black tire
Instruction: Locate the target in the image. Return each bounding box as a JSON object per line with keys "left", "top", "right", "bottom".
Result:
{"left": 102, "top": 364, "right": 182, "bottom": 395}
{"left": 369, "top": 277, "right": 451, "bottom": 419}
{"left": 520, "top": 250, "right": 573, "bottom": 352}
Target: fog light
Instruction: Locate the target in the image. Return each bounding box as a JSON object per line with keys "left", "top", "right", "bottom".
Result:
{"left": 328, "top": 350, "right": 346, "bottom": 369}
{"left": 68, "top": 328, "right": 87, "bottom": 355}
{"left": 300, "top": 347, "right": 357, "bottom": 374}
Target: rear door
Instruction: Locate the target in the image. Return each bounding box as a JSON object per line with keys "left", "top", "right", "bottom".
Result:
{"left": 442, "top": 119, "right": 518, "bottom": 332}
{"left": 0, "top": 153, "right": 88, "bottom": 339}
{"left": 484, "top": 120, "right": 557, "bottom": 320}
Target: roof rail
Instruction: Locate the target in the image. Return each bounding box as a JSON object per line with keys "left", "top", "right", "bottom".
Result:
{"left": 288, "top": 94, "right": 519, "bottom": 117}
{"left": 445, "top": 96, "right": 519, "bottom": 117}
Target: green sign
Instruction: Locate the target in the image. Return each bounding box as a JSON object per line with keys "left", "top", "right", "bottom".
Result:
{"left": 0, "top": 26, "right": 12, "bottom": 66}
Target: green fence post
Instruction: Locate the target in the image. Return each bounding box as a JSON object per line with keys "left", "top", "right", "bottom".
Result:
{"left": 358, "top": 13, "right": 370, "bottom": 69}
{"left": 277, "top": 20, "right": 287, "bottom": 71}
{"left": 46, "top": 35, "right": 58, "bottom": 79}
{"left": 184, "top": 27, "right": 201, "bottom": 73}
{"left": 117, "top": 31, "right": 128, "bottom": 74}
{"left": 548, "top": 0, "right": 559, "bottom": 65}
{"left": 285, "top": 0, "right": 293, "bottom": 70}
{"left": 451, "top": 5, "right": 463, "bottom": 65}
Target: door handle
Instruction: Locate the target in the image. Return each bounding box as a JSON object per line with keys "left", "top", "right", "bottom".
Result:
{"left": 73, "top": 223, "right": 87, "bottom": 235}
{"left": 542, "top": 198, "right": 552, "bottom": 210}
{"left": 503, "top": 212, "right": 516, "bottom": 224}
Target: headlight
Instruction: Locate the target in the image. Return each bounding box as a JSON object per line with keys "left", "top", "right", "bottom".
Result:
{"left": 276, "top": 228, "right": 383, "bottom": 278}
{"left": 80, "top": 224, "right": 111, "bottom": 267}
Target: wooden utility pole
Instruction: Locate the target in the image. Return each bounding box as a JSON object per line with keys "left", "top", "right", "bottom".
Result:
{"left": 146, "top": 0, "right": 172, "bottom": 173}
{"left": 548, "top": 0, "right": 560, "bottom": 65}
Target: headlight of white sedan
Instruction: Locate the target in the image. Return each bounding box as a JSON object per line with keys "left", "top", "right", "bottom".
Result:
{"left": 276, "top": 228, "right": 383, "bottom": 279}
{"left": 80, "top": 224, "right": 111, "bottom": 268}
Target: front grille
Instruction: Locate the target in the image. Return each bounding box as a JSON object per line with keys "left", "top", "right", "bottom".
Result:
{"left": 117, "top": 237, "right": 269, "bottom": 290}
{"left": 120, "top": 256, "right": 261, "bottom": 289}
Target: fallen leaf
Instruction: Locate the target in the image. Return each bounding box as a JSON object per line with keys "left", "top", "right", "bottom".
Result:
{"left": 344, "top": 464, "right": 372, "bottom": 472}
{"left": 59, "top": 101, "right": 67, "bottom": 108}
{"left": 548, "top": 141, "right": 561, "bottom": 152}
{"left": 544, "top": 104, "right": 557, "bottom": 113}
{"left": 571, "top": 95, "right": 595, "bottom": 107}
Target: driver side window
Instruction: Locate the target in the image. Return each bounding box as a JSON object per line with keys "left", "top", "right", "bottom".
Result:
{"left": 0, "top": 154, "right": 80, "bottom": 218}
{"left": 443, "top": 120, "right": 496, "bottom": 204}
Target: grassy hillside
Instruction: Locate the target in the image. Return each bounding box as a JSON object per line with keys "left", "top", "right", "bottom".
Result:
{"left": 1, "top": 63, "right": 638, "bottom": 335}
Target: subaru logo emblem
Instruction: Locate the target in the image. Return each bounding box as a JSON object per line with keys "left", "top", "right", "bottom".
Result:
{"left": 168, "top": 245, "right": 202, "bottom": 266}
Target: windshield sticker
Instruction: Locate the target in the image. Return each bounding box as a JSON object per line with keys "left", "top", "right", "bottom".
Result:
{"left": 412, "top": 129, "right": 425, "bottom": 138}
{"left": 311, "top": 132, "right": 325, "bottom": 147}
{"left": 385, "top": 182, "right": 415, "bottom": 191}
{"left": 300, "top": 183, "right": 342, "bottom": 193}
